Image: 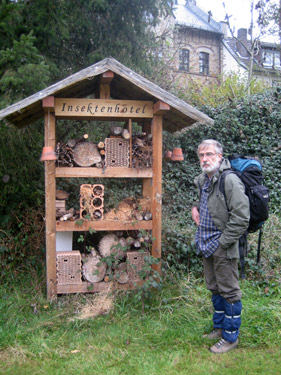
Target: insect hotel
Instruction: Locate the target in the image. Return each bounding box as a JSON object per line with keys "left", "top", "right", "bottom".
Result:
{"left": 0, "top": 58, "right": 213, "bottom": 300}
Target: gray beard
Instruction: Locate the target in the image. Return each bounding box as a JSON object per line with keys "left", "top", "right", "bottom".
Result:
{"left": 201, "top": 160, "right": 221, "bottom": 174}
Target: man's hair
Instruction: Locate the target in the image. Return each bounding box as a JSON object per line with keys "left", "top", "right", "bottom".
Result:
{"left": 197, "top": 139, "right": 223, "bottom": 156}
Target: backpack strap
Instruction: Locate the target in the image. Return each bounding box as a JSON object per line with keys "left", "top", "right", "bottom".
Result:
{"left": 217, "top": 170, "right": 234, "bottom": 210}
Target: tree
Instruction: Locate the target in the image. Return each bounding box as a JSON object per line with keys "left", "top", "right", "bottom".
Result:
{"left": 16, "top": 0, "right": 174, "bottom": 80}
{"left": 255, "top": 0, "right": 281, "bottom": 41}
{"left": 0, "top": 32, "right": 52, "bottom": 108}
{"left": 0, "top": 0, "right": 24, "bottom": 50}
{"left": 223, "top": 0, "right": 280, "bottom": 95}
{"left": 0, "top": 0, "right": 174, "bottom": 85}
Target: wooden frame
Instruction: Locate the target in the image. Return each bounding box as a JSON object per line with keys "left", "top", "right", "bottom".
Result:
{"left": 42, "top": 97, "right": 57, "bottom": 300}
{"left": 42, "top": 77, "right": 170, "bottom": 299}
{"left": 55, "top": 167, "right": 152, "bottom": 178}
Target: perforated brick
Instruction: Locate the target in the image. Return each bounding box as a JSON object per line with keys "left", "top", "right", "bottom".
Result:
{"left": 56, "top": 251, "right": 82, "bottom": 285}
{"left": 105, "top": 138, "right": 130, "bottom": 167}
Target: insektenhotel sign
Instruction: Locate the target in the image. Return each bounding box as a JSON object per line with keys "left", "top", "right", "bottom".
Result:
{"left": 55, "top": 99, "right": 154, "bottom": 118}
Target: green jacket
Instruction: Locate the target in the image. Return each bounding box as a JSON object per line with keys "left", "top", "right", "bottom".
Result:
{"left": 194, "top": 158, "right": 250, "bottom": 259}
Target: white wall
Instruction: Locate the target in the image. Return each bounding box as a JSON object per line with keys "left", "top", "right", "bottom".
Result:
{"left": 222, "top": 44, "right": 247, "bottom": 76}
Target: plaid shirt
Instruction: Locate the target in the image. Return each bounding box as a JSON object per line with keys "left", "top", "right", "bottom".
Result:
{"left": 195, "top": 176, "right": 221, "bottom": 258}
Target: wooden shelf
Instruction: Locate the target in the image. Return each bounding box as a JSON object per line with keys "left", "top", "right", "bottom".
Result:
{"left": 56, "top": 167, "right": 153, "bottom": 178}
{"left": 56, "top": 219, "right": 152, "bottom": 231}
{"left": 57, "top": 280, "right": 144, "bottom": 294}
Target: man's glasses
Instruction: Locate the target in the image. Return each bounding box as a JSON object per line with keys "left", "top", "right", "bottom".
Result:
{"left": 198, "top": 152, "right": 217, "bottom": 159}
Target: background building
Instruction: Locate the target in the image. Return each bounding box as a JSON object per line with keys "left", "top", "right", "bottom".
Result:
{"left": 156, "top": 0, "right": 281, "bottom": 88}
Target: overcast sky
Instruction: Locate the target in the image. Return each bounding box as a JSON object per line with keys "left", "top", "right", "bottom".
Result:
{"left": 190, "top": 0, "right": 279, "bottom": 42}
{"left": 196, "top": 0, "right": 252, "bottom": 30}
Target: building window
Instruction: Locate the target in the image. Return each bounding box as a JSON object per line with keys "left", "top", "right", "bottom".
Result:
{"left": 275, "top": 53, "right": 281, "bottom": 69}
{"left": 179, "top": 49, "right": 189, "bottom": 71}
{"left": 199, "top": 52, "right": 209, "bottom": 74}
{"left": 263, "top": 51, "right": 281, "bottom": 70}
{"left": 263, "top": 52, "right": 273, "bottom": 68}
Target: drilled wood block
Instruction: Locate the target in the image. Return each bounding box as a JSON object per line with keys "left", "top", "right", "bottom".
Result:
{"left": 127, "top": 251, "right": 149, "bottom": 282}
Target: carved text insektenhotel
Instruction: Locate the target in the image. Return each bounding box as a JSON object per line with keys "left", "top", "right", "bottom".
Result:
{"left": 55, "top": 99, "right": 154, "bottom": 118}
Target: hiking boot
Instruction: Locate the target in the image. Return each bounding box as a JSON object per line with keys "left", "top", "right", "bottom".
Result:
{"left": 202, "top": 328, "right": 222, "bottom": 340}
{"left": 209, "top": 338, "right": 239, "bottom": 354}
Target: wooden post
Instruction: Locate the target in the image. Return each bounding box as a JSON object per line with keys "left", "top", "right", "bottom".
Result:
{"left": 142, "top": 178, "right": 152, "bottom": 198}
{"left": 151, "top": 114, "right": 162, "bottom": 273}
{"left": 43, "top": 96, "right": 57, "bottom": 300}
{"left": 128, "top": 119, "right": 132, "bottom": 167}
{"left": 142, "top": 120, "right": 152, "bottom": 198}
{"left": 151, "top": 102, "right": 170, "bottom": 274}
{"left": 98, "top": 71, "right": 114, "bottom": 99}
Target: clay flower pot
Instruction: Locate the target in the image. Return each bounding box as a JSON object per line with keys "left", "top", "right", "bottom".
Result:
{"left": 40, "top": 146, "right": 57, "bottom": 161}
{"left": 164, "top": 150, "right": 172, "bottom": 160}
{"left": 171, "top": 148, "right": 184, "bottom": 161}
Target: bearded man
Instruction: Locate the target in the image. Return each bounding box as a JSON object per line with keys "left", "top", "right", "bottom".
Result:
{"left": 192, "top": 140, "right": 250, "bottom": 354}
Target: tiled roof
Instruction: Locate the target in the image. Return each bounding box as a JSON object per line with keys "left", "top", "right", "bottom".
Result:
{"left": 173, "top": 1, "right": 223, "bottom": 34}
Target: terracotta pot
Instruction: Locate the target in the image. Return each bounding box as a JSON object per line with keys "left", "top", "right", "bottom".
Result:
{"left": 164, "top": 150, "right": 172, "bottom": 160}
{"left": 40, "top": 146, "right": 57, "bottom": 161}
{"left": 171, "top": 148, "right": 184, "bottom": 161}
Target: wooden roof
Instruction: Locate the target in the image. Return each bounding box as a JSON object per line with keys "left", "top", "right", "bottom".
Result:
{"left": 0, "top": 57, "right": 213, "bottom": 132}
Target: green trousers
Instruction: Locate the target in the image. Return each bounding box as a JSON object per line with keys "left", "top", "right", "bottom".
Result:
{"left": 203, "top": 244, "right": 242, "bottom": 303}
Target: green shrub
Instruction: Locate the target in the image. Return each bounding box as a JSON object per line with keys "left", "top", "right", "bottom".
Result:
{"left": 173, "top": 72, "right": 270, "bottom": 108}
{"left": 167, "top": 87, "right": 281, "bottom": 212}
{"left": 0, "top": 207, "right": 45, "bottom": 281}
{"left": 161, "top": 87, "right": 281, "bottom": 275}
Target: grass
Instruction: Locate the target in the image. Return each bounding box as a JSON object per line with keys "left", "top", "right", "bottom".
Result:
{"left": 0, "top": 273, "right": 280, "bottom": 375}
{"left": 0, "top": 214, "right": 280, "bottom": 375}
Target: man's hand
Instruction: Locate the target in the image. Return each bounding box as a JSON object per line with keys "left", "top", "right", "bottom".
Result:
{"left": 192, "top": 206, "right": 200, "bottom": 226}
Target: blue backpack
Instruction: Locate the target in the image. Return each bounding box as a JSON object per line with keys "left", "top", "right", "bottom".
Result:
{"left": 219, "top": 155, "right": 269, "bottom": 233}
{"left": 219, "top": 155, "right": 269, "bottom": 278}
